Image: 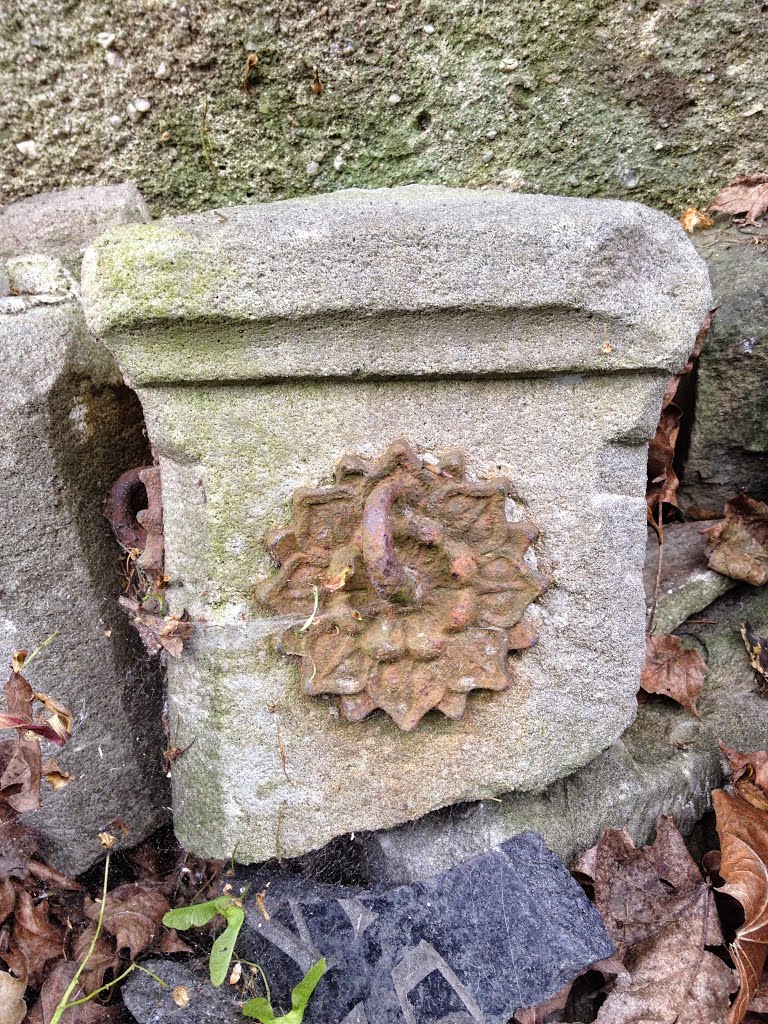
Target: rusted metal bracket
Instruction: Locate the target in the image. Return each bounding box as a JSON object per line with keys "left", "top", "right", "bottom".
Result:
{"left": 257, "top": 440, "right": 547, "bottom": 731}
{"left": 105, "top": 466, "right": 164, "bottom": 573}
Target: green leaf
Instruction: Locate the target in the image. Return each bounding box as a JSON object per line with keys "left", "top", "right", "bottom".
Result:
{"left": 290, "top": 958, "right": 327, "bottom": 1015}
{"left": 241, "top": 997, "right": 277, "bottom": 1022}
{"left": 241, "top": 960, "right": 327, "bottom": 1024}
{"left": 209, "top": 904, "right": 244, "bottom": 987}
{"left": 162, "top": 895, "right": 231, "bottom": 931}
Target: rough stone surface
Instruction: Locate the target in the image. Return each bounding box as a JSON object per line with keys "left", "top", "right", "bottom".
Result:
{"left": 81, "top": 186, "right": 711, "bottom": 863}
{"left": 644, "top": 520, "right": 736, "bottom": 636}
{"left": 0, "top": 2, "right": 765, "bottom": 216}
{"left": 349, "top": 579, "right": 768, "bottom": 887}
{"left": 0, "top": 184, "right": 150, "bottom": 270}
{"left": 0, "top": 256, "right": 167, "bottom": 875}
{"left": 122, "top": 958, "right": 240, "bottom": 1023}
{"left": 124, "top": 833, "right": 614, "bottom": 1024}
{"left": 683, "top": 224, "right": 768, "bottom": 512}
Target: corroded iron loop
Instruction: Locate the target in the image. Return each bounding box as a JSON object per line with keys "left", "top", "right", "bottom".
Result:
{"left": 361, "top": 479, "right": 419, "bottom": 605}
{"left": 105, "top": 468, "right": 147, "bottom": 552}
{"left": 105, "top": 465, "right": 164, "bottom": 572}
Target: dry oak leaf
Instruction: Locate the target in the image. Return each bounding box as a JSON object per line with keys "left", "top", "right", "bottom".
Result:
{"left": 9, "top": 887, "right": 64, "bottom": 989}
{"left": 86, "top": 883, "right": 170, "bottom": 959}
{"left": 25, "top": 960, "right": 121, "bottom": 1024}
{"left": 640, "top": 634, "right": 706, "bottom": 717}
{"left": 0, "top": 971, "right": 26, "bottom": 1024}
{"left": 720, "top": 742, "right": 768, "bottom": 812}
{"left": 742, "top": 623, "right": 768, "bottom": 693}
{"left": 710, "top": 174, "right": 768, "bottom": 226}
{"left": 713, "top": 788, "right": 768, "bottom": 1023}
{"left": 576, "top": 817, "right": 735, "bottom": 1023}
{"left": 704, "top": 495, "right": 768, "bottom": 585}
{"left": 680, "top": 207, "right": 715, "bottom": 232}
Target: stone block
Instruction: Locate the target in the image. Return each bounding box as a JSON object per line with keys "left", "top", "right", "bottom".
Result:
{"left": 123, "top": 832, "right": 613, "bottom": 1024}
{"left": 344, "top": 577, "right": 768, "bottom": 888}
{"left": 81, "top": 185, "right": 711, "bottom": 863}
{"left": 684, "top": 224, "right": 768, "bottom": 511}
{"left": 0, "top": 255, "right": 168, "bottom": 875}
{"left": 0, "top": 183, "right": 150, "bottom": 271}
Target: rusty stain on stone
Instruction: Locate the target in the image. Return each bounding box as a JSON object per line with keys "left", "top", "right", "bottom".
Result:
{"left": 257, "top": 440, "right": 547, "bottom": 731}
{"left": 105, "top": 466, "right": 164, "bottom": 572}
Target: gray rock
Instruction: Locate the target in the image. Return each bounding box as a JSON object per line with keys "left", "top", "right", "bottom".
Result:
{"left": 684, "top": 224, "right": 768, "bottom": 511}
{"left": 0, "top": 184, "right": 150, "bottom": 271}
{"left": 644, "top": 520, "right": 736, "bottom": 635}
{"left": 0, "top": 260, "right": 168, "bottom": 876}
{"left": 122, "top": 958, "right": 240, "bottom": 1023}
{"left": 81, "top": 185, "right": 711, "bottom": 863}
{"left": 124, "top": 833, "right": 613, "bottom": 1024}
{"left": 349, "top": 582, "right": 768, "bottom": 887}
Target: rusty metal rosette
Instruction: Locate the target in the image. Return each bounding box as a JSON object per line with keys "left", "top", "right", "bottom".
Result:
{"left": 105, "top": 466, "right": 164, "bottom": 573}
{"left": 257, "top": 440, "right": 547, "bottom": 731}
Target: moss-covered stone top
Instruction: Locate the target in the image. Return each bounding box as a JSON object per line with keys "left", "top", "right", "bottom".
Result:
{"left": 81, "top": 185, "right": 710, "bottom": 384}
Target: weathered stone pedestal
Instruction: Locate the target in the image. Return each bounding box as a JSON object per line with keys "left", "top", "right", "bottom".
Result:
{"left": 82, "top": 186, "right": 711, "bottom": 862}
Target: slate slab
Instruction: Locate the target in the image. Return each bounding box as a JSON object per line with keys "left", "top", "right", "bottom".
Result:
{"left": 81, "top": 185, "right": 711, "bottom": 862}
{"left": 123, "top": 832, "right": 613, "bottom": 1024}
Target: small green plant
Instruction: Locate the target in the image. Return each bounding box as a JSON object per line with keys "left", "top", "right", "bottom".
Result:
{"left": 242, "top": 959, "right": 327, "bottom": 1023}
{"left": 162, "top": 893, "right": 246, "bottom": 986}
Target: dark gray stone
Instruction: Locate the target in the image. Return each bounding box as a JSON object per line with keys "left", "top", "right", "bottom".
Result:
{"left": 123, "top": 834, "right": 612, "bottom": 1024}
{"left": 122, "top": 958, "right": 240, "bottom": 1023}
{"left": 684, "top": 224, "right": 768, "bottom": 512}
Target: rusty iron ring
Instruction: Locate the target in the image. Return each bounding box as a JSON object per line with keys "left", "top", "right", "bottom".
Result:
{"left": 105, "top": 467, "right": 148, "bottom": 552}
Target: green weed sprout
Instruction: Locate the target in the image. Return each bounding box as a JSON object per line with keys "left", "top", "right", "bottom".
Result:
{"left": 162, "top": 893, "right": 246, "bottom": 987}
{"left": 242, "top": 959, "right": 327, "bottom": 1023}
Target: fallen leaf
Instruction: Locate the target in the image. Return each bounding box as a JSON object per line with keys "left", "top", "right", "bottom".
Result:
{"left": 10, "top": 887, "right": 64, "bottom": 988}
{"left": 33, "top": 692, "right": 73, "bottom": 742}
{"left": 0, "top": 815, "right": 37, "bottom": 878}
{"left": 72, "top": 923, "right": 119, "bottom": 995}
{"left": 0, "top": 971, "right": 26, "bottom": 1024}
{"left": 713, "top": 788, "right": 768, "bottom": 1023}
{"left": 86, "top": 883, "right": 169, "bottom": 959}
{"left": 27, "top": 859, "right": 84, "bottom": 891}
{"left": 25, "top": 960, "right": 121, "bottom": 1024}
{"left": 640, "top": 634, "right": 706, "bottom": 717}
{"left": 0, "top": 738, "right": 41, "bottom": 816}
{"left": 704, "top": 495, "right": 768, "bottom": 584}
{"left": 680, "top": 207, "right": 715, "bottom": 232}
{"left": 42, "top": 757, "right": 70, "bottom": 792}
{"left": 720, "top": 742, "right": 768, "bottom": 811}
{"left": 172, "top": 984, "right": 191, "bottom": 1007}
{"left": 710, "top": 173, "right": 768, "bottom": 226}
{"left": 118, "top": 598, "right": 194, "bottom": 657}
{"left": 742, "top": 623, "right": 768, "bottom": 693}
{"left": 576, "top": 817, "right": 736, "bottom": 1023}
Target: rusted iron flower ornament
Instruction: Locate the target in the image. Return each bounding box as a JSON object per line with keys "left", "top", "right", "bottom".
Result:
{"left": 257, "top": 441, "right": 547, "bottom": 731}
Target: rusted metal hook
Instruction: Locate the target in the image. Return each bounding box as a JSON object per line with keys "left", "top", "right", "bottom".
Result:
{"left": 105, "top": 466, "right": 164, "bottom": 572}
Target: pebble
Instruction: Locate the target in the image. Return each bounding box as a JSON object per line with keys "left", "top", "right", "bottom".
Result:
{"left": 333, "top": 154, "right": 345, "bottom": 170}
{"left": 388, "top": 93, "right": 401, "bottom": 105}
{"left": 486, "top": 128, "right": 498, "bottom": 139}
{"left": 96, "top": 32, "right": 116, "bottom": 48}
{"left": 306, "top": 160, "right": 321, "bottom": 176}
{"left": 619, "top": 167, "right": 640, "bottom": 189}
{"left": 499, "top": 58, "right": 520, "bottom": 72}
{"left": 109, "top": 114, "right": 124, "bottom": 128}
{"left": 423, "top": 23, "right": 436, "bottom": 33}
{"left": 481, "top": 150, "right": 495, "bottom": 164}
{"left": 105, "top": 50, "right": 124, "bottom": 68}
{"left": 155, "top": 61, "right": 169, "bottom": 79}
{"left": 15, "top": 139, "right": 37, "bottom": 160}
{"left": 126, "top": 99, "right": 151, "bottom": 123}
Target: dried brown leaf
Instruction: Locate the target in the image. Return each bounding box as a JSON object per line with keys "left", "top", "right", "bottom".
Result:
{"left": 25, "top": 960, "right": 121, "bottom": 1024}
{"left": 640, "top": 634, "right": 706, "bottom": 717}
{"left": 680, "top": 207, "right": 715, "bottom": 232}
{"left": 27, "top": 859, "right": 84, "bottom": 891}
{"left": 710, "top": 174, "right": 768, "bottom": 225}
{"left": 10, "top": 887, "right": 64, "bottom": 988}
{"left": 72, "top": 922, "right": 120, "bottom": 995}
{"left": 704, "top": 495, "right": 768, "bottom": 585}
{"left": 118, "top": 597, "right": 194, "bottom": 657}
{"left": 86, "top": 882, "right": 169, "bottom": 959}
{"left": 0, "top": 971, "right": 26, "bottom": 1024}
{"left": 742, "top": 623, "right": 768, "bottom": 692}
{"left": 713, "top": 788, "right": 768, "bottom": 1022}
{"left": 41, "top": 757, "right": 70, "bottom": 792}
{"left": 720, "top": 743, "right": 768, "bottom": 811}
{"left": 647, "top": 405, "right": 682, "bottom": 512}
{"left": 0, "top": 736, "right": 42, "bottom": 815}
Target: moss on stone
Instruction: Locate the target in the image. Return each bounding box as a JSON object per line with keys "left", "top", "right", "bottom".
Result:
{"left": 1, "top": 0, "right": 764, "bottom": 216}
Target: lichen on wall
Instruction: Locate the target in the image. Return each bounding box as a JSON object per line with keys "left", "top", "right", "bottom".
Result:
{"left": 1, "top": 0, "right": 766, "bottom": 216}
